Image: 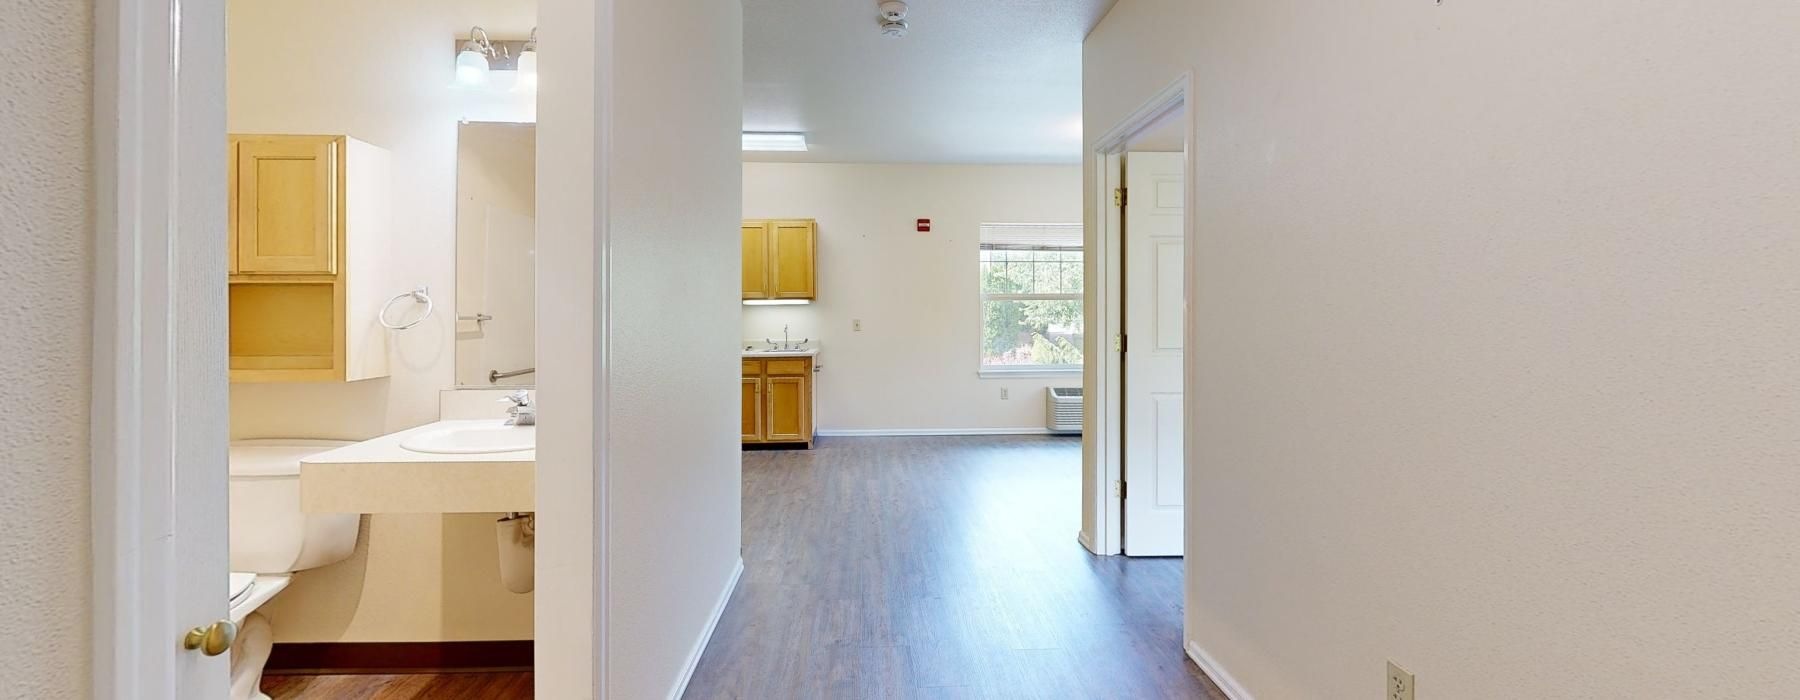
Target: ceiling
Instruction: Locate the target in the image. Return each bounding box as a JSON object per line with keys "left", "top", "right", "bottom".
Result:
{"left": 743, "top": 0, "right": 1117, "bottom": 165}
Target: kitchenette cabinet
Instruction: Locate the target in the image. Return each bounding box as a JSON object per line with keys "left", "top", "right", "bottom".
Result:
{"left": 741, "top": 219, "right": 816, "bottom": 300}
{"left": 742, "top": 354, "right": 815, "bottom": 448}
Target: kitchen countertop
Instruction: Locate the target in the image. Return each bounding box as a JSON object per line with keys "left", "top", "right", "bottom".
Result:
{"left": 299, "top": 419, "right": 534, "bottom": 514}
{"left": 741, "top": 348, "right": 820, "bottom": 358}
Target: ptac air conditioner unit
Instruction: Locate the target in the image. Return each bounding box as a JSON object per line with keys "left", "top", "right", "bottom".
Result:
{"left": 1046, "top": 387, "right": 1083, "bottom": 433}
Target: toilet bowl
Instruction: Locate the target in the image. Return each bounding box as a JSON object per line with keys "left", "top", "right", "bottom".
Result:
{"left": 227, "top": 439, "right": 360, "bottom": 700}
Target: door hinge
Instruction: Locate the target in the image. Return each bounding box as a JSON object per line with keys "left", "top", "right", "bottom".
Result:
{"left": 1114, "top": 333, "right": 1126, "bottom": 353}
{"left": 1114, "top": 480, "right": 1126, "bottom": 499}
{"left": 1113, "top": 187, "right": 1127, "bottom": 207}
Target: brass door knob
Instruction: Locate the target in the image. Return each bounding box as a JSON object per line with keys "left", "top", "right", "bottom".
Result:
{"left": 182, "top": 620, "right": 238, "bottom": 656}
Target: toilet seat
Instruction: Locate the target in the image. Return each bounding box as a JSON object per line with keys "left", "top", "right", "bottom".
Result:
{"left": 229, "top": 572, "right": 256, "bottom": 604}
{"left": 227, "top": 574, "right": 290, "bottom": 626}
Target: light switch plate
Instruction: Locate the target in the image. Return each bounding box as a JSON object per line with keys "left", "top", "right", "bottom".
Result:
{"left": 853, "top": 319, "right": 863, "bottom": 332}
{"left": 1388, "top": 661, "right": 1415, "bottom": 700}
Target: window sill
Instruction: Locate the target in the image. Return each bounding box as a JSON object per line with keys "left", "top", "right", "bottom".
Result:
{"left": 978, "top": 367, "right": 1082, "bottom": 379}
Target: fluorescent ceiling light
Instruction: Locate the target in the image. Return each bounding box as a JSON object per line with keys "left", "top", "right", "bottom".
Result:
{"left": 743, "top": 132, "right": 808, "bottom": 152}
{"left": 743, "top": 299, "right": 811, "bottom": 306}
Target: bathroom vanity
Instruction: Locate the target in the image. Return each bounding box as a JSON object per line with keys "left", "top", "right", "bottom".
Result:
{"left": 298, "top": 419, "right": 534, "bottom": 514}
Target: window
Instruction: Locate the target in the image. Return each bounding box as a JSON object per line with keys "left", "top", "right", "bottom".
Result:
{"left": 980, "top": 223, "right": 1084, "bottom": 373}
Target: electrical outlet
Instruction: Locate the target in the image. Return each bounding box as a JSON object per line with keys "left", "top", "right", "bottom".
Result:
{"left": 999, "top": 387, "right": 1010, "bottom": 400}
{"left": 853, "top": 319, "right": 863, "bottom": 332}
{"left": 1387, "top": 661, "right": 1414, "bottom": 700}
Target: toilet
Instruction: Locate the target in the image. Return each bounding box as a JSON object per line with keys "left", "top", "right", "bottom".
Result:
{"left": 227, "top": 439, "right": 361, "bottom": 700}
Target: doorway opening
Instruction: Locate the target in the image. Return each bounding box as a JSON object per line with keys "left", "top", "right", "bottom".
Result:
{"left": 1086, "top": 75, "right": 1192, "bottom": 557}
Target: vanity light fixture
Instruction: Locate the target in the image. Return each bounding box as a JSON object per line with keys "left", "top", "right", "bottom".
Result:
{"left": 742, "top": 132, "right": 809, "bottom": 152}
{"left": 456, "top": 26, "right": 501, "bottom": 86}
{"left": 514, "top": 28, "right": 538, "bottom": 91}
{"left": 743, "top": 299, "right": 812, "bottom": 306}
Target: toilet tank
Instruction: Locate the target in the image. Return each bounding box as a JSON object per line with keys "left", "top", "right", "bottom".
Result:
{"left": 228, "top": 439, "right": 361, "bottom": 574}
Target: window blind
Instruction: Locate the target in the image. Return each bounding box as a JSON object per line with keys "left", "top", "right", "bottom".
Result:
{"left": 978, "top": 223, "right": 1083, "bottom": 250}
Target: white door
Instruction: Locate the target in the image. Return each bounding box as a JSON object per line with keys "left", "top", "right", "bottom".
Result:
{"left": 1122, "top": 151, "right": 1186, "bottom": 556}
{"left": 94, "top": 0, "right": 234, "bottom": 688}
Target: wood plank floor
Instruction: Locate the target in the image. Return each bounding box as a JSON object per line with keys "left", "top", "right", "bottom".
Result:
{"left": 686, "top": 435, "right": 1226, "bottom": 699}
{"left": 261, "top": 672, "right": 531, "bottom": 699}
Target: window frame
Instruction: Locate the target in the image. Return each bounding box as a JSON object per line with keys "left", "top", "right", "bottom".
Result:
{"left": 977, "top": 224, "right": 1085, "bottom": 377}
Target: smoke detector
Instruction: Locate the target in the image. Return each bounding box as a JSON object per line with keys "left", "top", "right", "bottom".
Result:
{"left": 880, "top": 18, "right": 909, "bottom": 38}
{"left": 878, "top": 1, "right": 909, "bottom": 38}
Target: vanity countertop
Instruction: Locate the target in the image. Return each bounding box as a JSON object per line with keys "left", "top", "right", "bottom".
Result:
{"left": 299, "top": 419, "right": 534, "bottom": 514}
{"left": 742, "top": 348, "right": 820, "bottom": 358}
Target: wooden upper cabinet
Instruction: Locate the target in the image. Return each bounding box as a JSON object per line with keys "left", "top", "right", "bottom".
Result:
{"left": 770, "top": 220, "right": 816, "bottom": 299}
{"left": 233, "top": 136, "right": 339, "bottom": 275}
{"left": 741, "top": 219, "right": 815, "bottom": 301}
{"left": 227, "top": 134, "right": 392, "bottom": 383}
{"left": 741, "top": 222, "right": 770, "bottom": 299}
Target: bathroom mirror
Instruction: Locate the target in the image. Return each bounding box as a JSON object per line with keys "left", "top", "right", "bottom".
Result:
{"left": 455, "top": 121, "right": 537, "bottom": 387}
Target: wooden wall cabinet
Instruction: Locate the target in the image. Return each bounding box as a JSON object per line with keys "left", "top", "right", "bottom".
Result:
{"left": 741, "top": 357, "right": 815, "bottom": 448}
{"left": 741, "top": 219, "right": 816, "bottom": 300}
{"left": 228, "top": 134, "right": 393, "bottom": 383}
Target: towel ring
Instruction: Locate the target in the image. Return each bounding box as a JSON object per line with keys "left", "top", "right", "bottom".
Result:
{"left": 379, "top": 286, "right": 434, "bottom": 330}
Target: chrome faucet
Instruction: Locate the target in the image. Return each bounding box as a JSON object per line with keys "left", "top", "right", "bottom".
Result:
{"left": 501, "top": 390, "right": 536, "bottom": 426}
{"left": 764, "top": 324, "right": 809, "bottom": 351}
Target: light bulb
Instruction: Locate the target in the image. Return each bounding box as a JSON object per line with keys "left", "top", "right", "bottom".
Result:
{"left": 514, "top": 49, "right": 538, "bottom": 91}
{"left": 455, "top": 47, "right": 490, "bottom": 86}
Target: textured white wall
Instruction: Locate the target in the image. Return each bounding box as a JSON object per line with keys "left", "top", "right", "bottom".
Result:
{"left": 604, "top": 0, "right": 745, "bottom": 695}
{"left": 227, "top": 0, "right": 537, "bottom": 642}
{"left": 1087, "top": 1, "right": 1800, "bottom": 697}
{"left": 742, "top": 162, "right": 1084, "bottom": 433}
{"left": 0, "top": 0, "right": 91, "bottom": 694}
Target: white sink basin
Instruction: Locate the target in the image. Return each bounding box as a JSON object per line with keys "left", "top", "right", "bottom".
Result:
{"left": 400, "top": 423, "right": 535, "bottom": 454}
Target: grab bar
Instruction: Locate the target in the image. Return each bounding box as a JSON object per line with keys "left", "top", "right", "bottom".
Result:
{"left": 489, "top": 367, "right": 536, "bottom": 383}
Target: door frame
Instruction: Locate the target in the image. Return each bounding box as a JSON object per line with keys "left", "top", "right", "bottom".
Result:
{"left": 93, "top": 0, "right": 612, "bottom": 696}
{"left": 1085, "top": 73, "right": 1192, "bottom": 556}
{"left": 92, "top": 0, "right": 231, "bottom": 694}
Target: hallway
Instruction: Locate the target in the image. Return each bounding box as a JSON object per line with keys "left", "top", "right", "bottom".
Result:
{"left": 685, "top": 436, "right": 1225, "bottom": 699}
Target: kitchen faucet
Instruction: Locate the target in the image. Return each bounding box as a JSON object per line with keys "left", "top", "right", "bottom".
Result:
{"left": 765, "top": 324, "right": 809, "bottom": 351}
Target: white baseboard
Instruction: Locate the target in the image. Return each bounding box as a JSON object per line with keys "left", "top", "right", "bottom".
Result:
{"left": 1077, "top": 530, "right": 1099, "bottom": 554}
{"left": 668, "top": 557, "right": 744, "bottom": 700}
{"left": 815, "top": 427, "right": 1072, "bottom": 437}
{"left": 1185, "top": 640, "right": 1253, "bottom": 700}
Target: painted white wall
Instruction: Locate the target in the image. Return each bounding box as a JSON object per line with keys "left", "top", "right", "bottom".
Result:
{"left": 535, "top": 0, "right": 745, "bottom": 696}
{"left": 531, "top": 0, "right": 598, "bottom": 689}
{"left": 1087, "top": 1, "right": 1800, "bottom": 697}
{"left": 606, "top": 1, "right": 745, "bottom": 695}
{"left": 0, "top": 0, "right": 91, "bottom": 692}
{"left": 743, "top": 162, "right": 1084, "bottom": 433}
{"left": 227, "top": 0, "right": 536, "bottom": 642}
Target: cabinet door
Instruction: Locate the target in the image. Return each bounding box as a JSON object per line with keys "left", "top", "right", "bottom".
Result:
{"left": 741, "top": 377, "right": 764, "bottom": 442}
{"left": 235, "top": 136, "right": 338, "bottom": 274}
{"left": 769, "top": 220, "right": 815, "bottom": 299}
{"left": 765, "top": 375, "right": 809, "bottom": 442}
{"left": 227, "top": 138, "right": 239, "bottom": 274}
{"left": 742, "top": 222, "right": 771, "bottom": 299}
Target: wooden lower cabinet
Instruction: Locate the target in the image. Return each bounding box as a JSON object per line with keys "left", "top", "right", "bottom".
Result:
{"left": 741, "top": 378, "right": 764, "bottom": 441}
{"left": 741, "top": 357, "right": 815, "bottom": 448}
